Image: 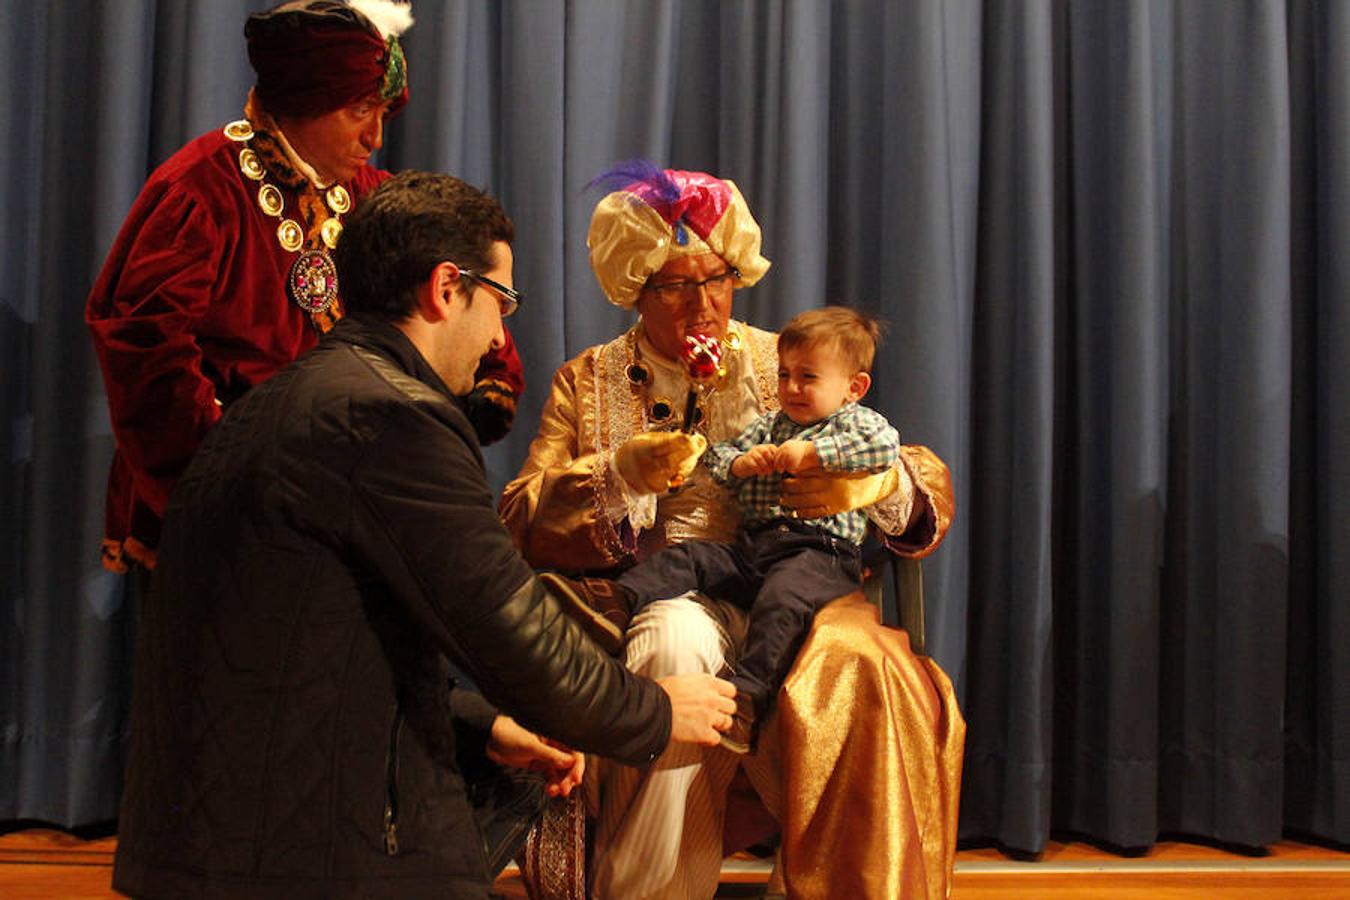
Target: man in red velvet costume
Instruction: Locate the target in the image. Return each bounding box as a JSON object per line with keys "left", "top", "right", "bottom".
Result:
{"left": 86, "top": 0, "right": 523, "bottom": 573}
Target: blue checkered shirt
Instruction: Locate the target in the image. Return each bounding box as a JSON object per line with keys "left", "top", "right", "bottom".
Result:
{"left": 703, "top": 402, "right": 901, "bottom": 544}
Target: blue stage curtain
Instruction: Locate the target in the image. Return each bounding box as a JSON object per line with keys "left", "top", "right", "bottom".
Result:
{"left": 2, "top": 0, "right": 1345, "bottom": 852}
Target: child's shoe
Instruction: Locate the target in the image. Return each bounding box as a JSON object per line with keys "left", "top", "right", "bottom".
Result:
{"left": 720, "top": 690, "right": 757, "bottom": 755}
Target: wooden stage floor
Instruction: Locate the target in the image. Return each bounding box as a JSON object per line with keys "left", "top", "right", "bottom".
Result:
{"left": 2, "top": 827, "right": 1347, "bottom": 899}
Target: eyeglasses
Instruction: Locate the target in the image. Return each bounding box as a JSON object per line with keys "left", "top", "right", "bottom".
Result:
{"left": 643, "top": 267, "right": 741, "bottom": 308}
{"left": 458, "top": 268, "right": 523, "bottom": 318}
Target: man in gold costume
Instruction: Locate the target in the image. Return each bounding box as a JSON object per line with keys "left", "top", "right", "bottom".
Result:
{"left": 500, "top": 162, "right": 965, "bottom": 899}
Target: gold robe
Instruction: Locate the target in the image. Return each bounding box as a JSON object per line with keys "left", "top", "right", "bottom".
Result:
{"left": 500, "top": 321, "right": 964, "bottom": 899}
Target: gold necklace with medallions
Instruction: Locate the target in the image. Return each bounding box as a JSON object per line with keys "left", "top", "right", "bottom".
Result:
{"left": 224, "top": 118, "right": 349, "bottom": 329}
{"left": 624, "top": 325, "right": 742, "bottom": 432}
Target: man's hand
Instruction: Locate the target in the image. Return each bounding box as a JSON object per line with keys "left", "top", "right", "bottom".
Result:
{"left": 487, "top": 716, "right": 586, "bottom": 798}
{"left": 614, "top": 431, "right": 709, "bottom": 494}
{"left": 730, "top": 444, "right": 778, "bottom": 478}
{"left": 779, "top": 466, "right": 901, "bottom": 519}
{"left": 658, "top": 673, "right": 737, "bottom": 746}
{"left": 771, "top": 439, "right": 819, "bottom": 474}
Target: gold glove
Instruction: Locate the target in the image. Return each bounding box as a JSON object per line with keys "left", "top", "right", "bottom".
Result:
{"left": 614, "top": 431, "right": 709, "bottom": 494}
{"left": 779, "top": 466, "right": 901, "bottom": 519}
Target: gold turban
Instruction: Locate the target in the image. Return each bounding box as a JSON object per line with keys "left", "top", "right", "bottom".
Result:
{"left": 586, "top": 163, "right": 771, "bottom": 308}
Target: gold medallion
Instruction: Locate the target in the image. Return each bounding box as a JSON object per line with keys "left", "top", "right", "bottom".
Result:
{"left": 648, "top": 395, "right": 676, "bottom": 424}
{"left": 277, "top": 219, "right": 304, "bottom": 252}
{"left": 287, "top": 248, "right": 340, "bottom": 313}
{"left": 239, "top": 148, "right": 264, "bottom": 181}
{"left": 326, "top": 184, "right": 351, "bottom": 215}
{"left": 320, "top": 217, "right": 343, "bottom": 250}
{"left": 724, "top": 329, "right": 743, "bottom": 352}
{"left": 625, "top": 361, "right": 651, "bottom": 386}
{"left": 223, "top": 120, "right": 254, "bottom": 142}
{"left": 258, "top": 183, "right": 284, "bottom": 217}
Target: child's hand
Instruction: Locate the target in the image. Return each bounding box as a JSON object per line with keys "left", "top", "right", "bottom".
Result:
{"left": 773, "top": 439, "right": 819, "bottom": 474}
{"left": 731, "top": 444, "right": 779, "bottom": 478}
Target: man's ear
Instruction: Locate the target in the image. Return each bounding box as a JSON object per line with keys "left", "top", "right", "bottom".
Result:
{"left": 848, "top": 371, "right": 872, "bottom": 402}
{"left": 422, "top": 261, "right": 462, "bottom": 320}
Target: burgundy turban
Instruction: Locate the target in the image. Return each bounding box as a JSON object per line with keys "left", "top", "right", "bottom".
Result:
{"left": 245, "top": 1, "right": 410, "bottom": 120}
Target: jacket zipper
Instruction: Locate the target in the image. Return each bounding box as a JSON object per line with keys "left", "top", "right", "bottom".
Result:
{"left": 383, "top": 708, "right": 404, "bottom": 856}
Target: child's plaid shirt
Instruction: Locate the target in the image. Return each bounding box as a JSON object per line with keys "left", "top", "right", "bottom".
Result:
{"left": 702, "top": 402, "right": 901, "bottom": 544}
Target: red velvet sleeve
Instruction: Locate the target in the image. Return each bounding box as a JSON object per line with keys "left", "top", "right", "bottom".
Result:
{"left": 86, "top": 185, "right": 227, "bottom": 516}
{"left": 475, "top": 326, "right": 525, "bottom": 397}
{"left": 461, "top": 326, "right": 525, "bottom": 445}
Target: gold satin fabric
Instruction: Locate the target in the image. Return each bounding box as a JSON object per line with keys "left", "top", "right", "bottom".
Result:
{"left": 587, "top": 178, "right": 772, "bottom": 309}
{"left": 499, "top": 323, "right": 782, "bottom": 570}
{"left": 499, "top": 321, "right": 965, "bottom": 897}
{"left": 497, "top": 349, "right": 632, "bottom": 569}
{"left": 779, "top": 595, "right": 965, "bottom": 899}
{"left": 498, "top": 324, "right": 954, "bottom": 568}
{"left": 895, "top": 444, "right": 956, "bottom": 559}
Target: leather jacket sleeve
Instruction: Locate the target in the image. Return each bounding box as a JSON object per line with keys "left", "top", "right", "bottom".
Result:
{"left": 461, "top": 577, "right": 670, "bottom": 766}
{"left": 346, "top": 389, "right": 670, "bottom": 767}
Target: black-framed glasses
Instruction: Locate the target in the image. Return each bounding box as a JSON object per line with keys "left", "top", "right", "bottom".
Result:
{"left": 643, "top": 266, "right": 741, "bottom": 308}
{"left": 458, "top": 268, "right": 523, "bottom": 318}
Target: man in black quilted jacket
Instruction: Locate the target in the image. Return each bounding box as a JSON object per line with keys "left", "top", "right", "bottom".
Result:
{"left": 112, "top": 170, "right": 737, "bottom": 900}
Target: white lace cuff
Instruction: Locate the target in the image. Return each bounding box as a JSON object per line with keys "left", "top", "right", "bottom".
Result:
{"left": 602, "top": 450, "right": 658, "bottom": 532}
{"left": 865, "top": 459, "right": 916, "bottom": 536}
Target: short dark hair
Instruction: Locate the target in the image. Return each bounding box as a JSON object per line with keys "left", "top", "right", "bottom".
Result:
{"left": 778, "top": 306, "right": 885, "bottom": 373}
{"left": 334, "top": 171, "right": 515, "bottom": 321}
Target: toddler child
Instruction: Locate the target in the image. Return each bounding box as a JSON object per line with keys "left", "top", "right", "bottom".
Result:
{"left": 547, "top": 306, "right": 899, "bottom": 753}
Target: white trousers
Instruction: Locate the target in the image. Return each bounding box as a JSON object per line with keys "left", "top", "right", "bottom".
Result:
{"left": 589, "top": 594, "right": 783, "bottom": 900}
